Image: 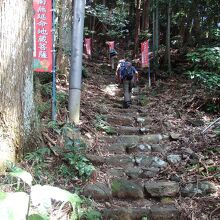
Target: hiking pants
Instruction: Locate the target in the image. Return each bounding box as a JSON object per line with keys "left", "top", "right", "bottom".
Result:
{"left": 123, "top": 79, "right": 132, "bottom": 104}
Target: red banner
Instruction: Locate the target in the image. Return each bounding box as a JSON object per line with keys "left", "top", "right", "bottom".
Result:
{"left": 106, "top": 41, "right": 115, "bottom": 50}
{"left": 141, "top": 40, "right": 149, "bottom": 68}
{"left": 33, "top": 0, "right": 53, "bottom": 72}
{"left": 85, "top": 38, "right": 92, "bottom": 56}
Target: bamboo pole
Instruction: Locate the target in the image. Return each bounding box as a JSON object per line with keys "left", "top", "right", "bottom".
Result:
{"left": 68, "top": 0, "right": 86, "bottom": 124}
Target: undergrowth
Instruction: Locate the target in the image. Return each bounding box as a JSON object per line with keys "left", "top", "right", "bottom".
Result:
{"left": 0, "top": 163, "right": 100, "bottom": 220}
{"left": 186, "top": 47, "right": 220, "bottom": 91}
{"left": 25, "top": 122, "right": 95, "bottom": 184}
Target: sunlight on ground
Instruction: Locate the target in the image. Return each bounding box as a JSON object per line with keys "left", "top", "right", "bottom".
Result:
{"left": 103, "top": 84, "right": 119, "bottom": 96}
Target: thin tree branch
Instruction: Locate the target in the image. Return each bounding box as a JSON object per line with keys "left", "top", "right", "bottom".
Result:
{"left": 202, "top": 117, "right": 220, "bottom": 134}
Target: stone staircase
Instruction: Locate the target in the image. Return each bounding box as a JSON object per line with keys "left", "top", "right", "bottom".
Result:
{"left": 82, "top": 85, "right": 217, "bottom": 220}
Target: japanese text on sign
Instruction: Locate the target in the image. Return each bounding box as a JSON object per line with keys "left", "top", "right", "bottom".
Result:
{"left": 106, "top": 41, "right": 115, "bottom": 50}
{"left": 141, "top": 40, "right": 149, "bottom": 68}
{"left": 85, "top": 38, "right": 92, "bottom": 56}
{"left": 33, "top": 0, "right": 53, "bottom": 72}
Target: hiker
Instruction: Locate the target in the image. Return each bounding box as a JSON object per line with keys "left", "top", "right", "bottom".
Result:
{"left": 109, "top": 48, "right": 117, "bottom": 58}
{"left": 116, "top": 59, "right": 138, "bottom": 108}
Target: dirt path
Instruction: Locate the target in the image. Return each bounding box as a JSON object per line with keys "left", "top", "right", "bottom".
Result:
{"left": 79, "top": 62, "right": 219, "bottom": 220}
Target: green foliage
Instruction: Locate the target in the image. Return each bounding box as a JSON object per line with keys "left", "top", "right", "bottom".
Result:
{"left": 214, "top": 126, "right": 220, "bottom": 138}
{"left": 139, "top": 30, "right": 151, "bottom": 42}
{"left": 86, "top": 3, "right": 129, "bottom": 39}
{"left": 60, "top": 124, "right": 95, "bottom": 179}
{"left": 81, "top": 209, "right": 102, "bottom": 220}
{"left": 25, "top": 147, "right": 51, "bottom": 164}
{"left": 209, "top": 27, "right": 220, "bottom": 41}
{"left": 27, "top": 123, "right": 95, "bottom": 181}
{"left": 187, "top": 70, "right": 220, "bottom": 90}
{"left": 36, "top": 101, "right": 51, "bottom": 118}
{"left": 0, "top": 166, "right": 99, "bottom": 220}
{"left": 82, "top": 66, "right": 89, "bottom": 78}
{"left": 187, "top": 47, "right": 220, "bottom": 72}
{"left": 7, "top": 163, "right": 33, "bottom": 186}
{"left": 203, "top": 101, "right": 220, "bottom": 114}
{"left": 25, "top": 147, "right": 52, "bottom": 184}
{"left": 41, "top": 83, "right": 52, "bottom": 98}
{"left": 28, "top": 214, "right": 45, "bottom": 220}
{"left": 186, "top": 47, "right": 220, "bottom": 90}
{"left": 95, "top": 115, "right": 117, "bottom": 135}
{"left": 57, "top": 90, "right": 68, "bottom": 107}
{"left": 0, "top": 191, "right": 29, "bottom": 220}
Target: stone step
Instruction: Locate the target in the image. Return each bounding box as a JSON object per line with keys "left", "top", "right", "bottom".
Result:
{"left": 114, "top": 126, "right": 149, "bottom": 135}
{"left": 100, "top": 134, "right": 168, "bottom": 145}
{"left": 104, "top": 115, "right": 135, "bottom": 126}
{"left": 105, "top": 142, "right": 168, "bottom": 155}
{"left": 82, "top": 174, "right": 218, "bottom": 201}
{"left": 86, "top": 153, "right": 168, "bottom": 170}
{"left": 102, "top": 205, "right": 180, "bottom": 220}
{"left": 101, "top": 114, "right": 153, "bottom": 127}
{"left": 144, "top": 181, "right": 179, "bottom": 197}
{"left": 82, "top": 179, "right": 179, "bottom": 201}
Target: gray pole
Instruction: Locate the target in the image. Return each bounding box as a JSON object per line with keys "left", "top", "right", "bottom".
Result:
{"left": 69, "top": 0, "right": 86, "bottom": 124}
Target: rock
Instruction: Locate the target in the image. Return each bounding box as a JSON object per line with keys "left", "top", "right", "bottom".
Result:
{"left": 152, "top": 157, "right": 168, "bottom": 168}
{"left": 115, "top": 126, "right": 142, "bottom": 135}
{"left": 140, "top": 127, "right": 149, "bottom": 133}
{"left": 102, "top": 208, "right": 132, "bottom": 220}
{"left": 182, "top": 147, "right": 195, "bottom": 156}
{"left": 127, "top": 144, "right": 151, "bottom": 154}
{"left": 83, "top": 183, "right": 112, "bottom": 201}
{"left": 141, "top": 167, "right": 160, "bottom": 178}
{"left": 161, "top": 197, "right": 176, "bottom": 204}
{"left": 106, "top": 155, "right": 134, "bottom": 167}
{"left": 101, "top": 134, "right": 165, "bottom": 146}
{"left": 111, "top": 179, "right": 144, "bottom": 199}
{"left": 187, "top": 119, "right": 204, "bottom": 127}
{"left": 131, "top": 208, "right": 151, "bottom": 219}
{"left": 170, "top": 174, "right": 181, "bottom": 182}
{"left": 137, "top": 117, "right": 146, "bottom": 124}
{"left": 167, "top": 155, "right": 182, "bottom": 165}
{"left": 205, "top": 159, "right": 215, "bottom": 165}
{"left": 138, "top": 144, "right": 152, "bottom": 151}
{"left": 102, "top": 208, "right": 151, "bottom": 220}
{"left": 169, "top": 132, "right": 181, "bottom": 140}
{"left": 105, "top": 202, "right": 111, "bottom": 208}
{"left": 181, "top": 181, "right": 217, "bottom": 197}
{"left": 145, "top": 181, "right": 179, "bottom": 197}
{"left": 189, "top": 158, "right": 199, "bottom": 165}
{"left": 151, "top": 144, "right": 165, "bottom": 153}
{"left": 108, "top": 168, "right": 125, "bottom": 178}
{"left": 105, "top": 115, "right": 134, "bottom": 126}
{"left": 141, "top": 134, "right": 163, "bottom": 144}
{"left": 101, "top": 135, "right": 139, "bottom": 145}
{"left": 85, "top": 154, "right": 105, "bottom": 165}
{"left": 125, "top": 167, "right": 143, "bottom": 179}
{"left": 107, "top": 143, "right": 126, "bottom": 154}
{"left": 135, "top": 156, "right": 168, "bottom": 168}
{"left": 150, "top": 205, "right": 180, "bottom": 220}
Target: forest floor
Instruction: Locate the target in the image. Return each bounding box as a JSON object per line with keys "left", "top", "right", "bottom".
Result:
{"left": 75, "top": 58, "right": 220, "bottom": 219}
{"left": 1, "top": 56, "right": 219, "bottom": 220}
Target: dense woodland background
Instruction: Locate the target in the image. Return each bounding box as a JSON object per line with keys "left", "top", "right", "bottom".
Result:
{"left": 56, "top": 0, "right": 220, "bottom": 91}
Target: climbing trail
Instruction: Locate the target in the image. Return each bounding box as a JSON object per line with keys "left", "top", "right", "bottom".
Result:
{"left": 80, "top": 62, "right": 219, "bottom": 220}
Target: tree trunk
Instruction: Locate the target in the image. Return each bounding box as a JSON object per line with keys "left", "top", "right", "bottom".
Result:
{"left": 155, "top": 0, "right": 159, "bottom": 73}
{"left": 142, "top": 0, "right": 150, "bottom": 31}
{"left": 134, "top": 0, "right": 142, "bottom": 58}
{"left": 166, "top": 0, "right": 171, "bottom": 74}
{"left": 192, "top": 2, "right": 201, "bottom": 45}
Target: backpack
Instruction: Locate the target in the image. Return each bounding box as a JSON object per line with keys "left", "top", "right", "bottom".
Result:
{"left": 109, "top": 49, "right": 117, "bottom": 58}
{"left": 120, "top": 61, "right": 134, "bottom": 80}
